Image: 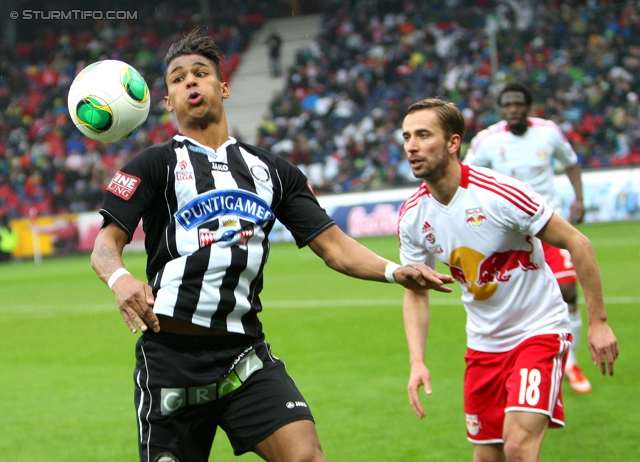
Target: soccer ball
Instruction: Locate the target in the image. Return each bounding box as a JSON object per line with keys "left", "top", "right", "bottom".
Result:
{"left": 67, "top": 60, "right": 150, "bottom": 143}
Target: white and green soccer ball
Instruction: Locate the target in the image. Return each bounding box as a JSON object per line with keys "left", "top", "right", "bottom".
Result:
{"left": 67, "top": 60, "right": 150, "bottom": 143}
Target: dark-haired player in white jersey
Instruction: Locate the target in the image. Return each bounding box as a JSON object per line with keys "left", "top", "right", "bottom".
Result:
{"left": 90, "top": 31, "right": 453, "bottom": 462}
{"left": 397, "top": 98, "right": 618, "bottom": 462}
{"left": 465, "top": 82, "right": 591, "bottom": 393}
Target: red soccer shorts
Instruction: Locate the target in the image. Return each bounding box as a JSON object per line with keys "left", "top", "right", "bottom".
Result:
{"left": 541, "top": 242, "right": 577, "bottom": 285}
{"left": 463, "top": 333, "right": 571, "bottom": 443}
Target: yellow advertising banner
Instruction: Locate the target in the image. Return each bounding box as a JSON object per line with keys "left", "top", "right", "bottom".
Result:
{"left": 9, "top": 215, "right": 79, "bottom": 258}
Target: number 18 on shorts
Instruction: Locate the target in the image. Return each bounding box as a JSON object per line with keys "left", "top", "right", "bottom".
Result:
{"left": 463, "top": 333, "right": 572, "bottom": 443}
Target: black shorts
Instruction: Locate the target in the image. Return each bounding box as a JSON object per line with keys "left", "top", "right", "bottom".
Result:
{"left": 134, "top": 331, "right": 314, "bottom": 462}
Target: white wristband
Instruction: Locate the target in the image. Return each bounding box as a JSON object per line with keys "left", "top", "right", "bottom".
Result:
{"left": 108, "top": 268, "right": 130, "bottom": 289}
{"left": 385, "top": 262, "right": 401, "bottom": 283}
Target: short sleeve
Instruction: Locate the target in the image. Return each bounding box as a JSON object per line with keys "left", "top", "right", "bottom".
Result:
{"left": 398, "top": 212, "right": 436, "bottom": 269}
{"left": 499, "top": 181, "right": 554, "bottom": 237}
{"left": 549, "top": 122, "right": 579, "bottom": 168}
{"left": 100, "top": 144, "right": 171, "bottom": 242}
{"left": 465, "top": 131, "right": 491, "bottom": 167}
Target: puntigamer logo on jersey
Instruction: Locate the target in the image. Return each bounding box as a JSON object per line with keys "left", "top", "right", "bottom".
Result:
{"left": 176, "top": 190, "right": 274, "bottom": 231}
{"left": 107, "top": 171, "right": 141, "bottom": 200}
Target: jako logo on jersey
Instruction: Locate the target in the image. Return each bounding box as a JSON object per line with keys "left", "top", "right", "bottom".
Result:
{"left": 465, "top": 208, "right": 487, "bottom": 229}
{"left": 285, "top": 401, "right": 308, "bottom": 409}
{"left": 107, "top": 171, "right": 140, "bottom": 200}
{"left": 176, "top": 190, "right": 274, "bottom": 231}
{"left": 211, "top": 162, "right": 229, "bottom": 172}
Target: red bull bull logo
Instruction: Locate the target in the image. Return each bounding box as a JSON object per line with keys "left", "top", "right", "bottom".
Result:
{"left": 465, "top": 208, "right": 487, "bottom": 230}
{"left": 476, "top": 236, "right": 538, "bottom": 286}
{"left": 447, "top": 236, "right": 539, "bottom": 301}
{"left": 449, "top": 265, "right": 470, "bottom": 287}
{"left": 465, "top": 413, "right": 481, "bottom": 436}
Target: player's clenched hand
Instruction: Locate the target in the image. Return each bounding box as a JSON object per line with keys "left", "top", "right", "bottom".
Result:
{"left": 111, "top": 274, "right": 159, "bottom": 334}
{"left": 587, "top": 321, "right": 619, "bottom": 376}
{"left": 393, "top": 263, "right": 454, "bottom": 292}
{"left": 408, "top": 363, "right": 432, "bottom": 419}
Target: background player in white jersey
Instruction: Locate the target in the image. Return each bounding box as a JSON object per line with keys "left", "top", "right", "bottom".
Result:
{"left": 465, "top": 82, "right": 590, "bottom": 393}
{"left": 90, "top": 31, "right": 453, "bottom": 462}
{"left": 398, "top": 98, "right": 618, "bottom": 462}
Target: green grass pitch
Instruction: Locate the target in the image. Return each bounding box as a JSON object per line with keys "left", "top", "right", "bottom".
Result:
{"left": 0, "top": 221, "right": 637, "bottom": 461}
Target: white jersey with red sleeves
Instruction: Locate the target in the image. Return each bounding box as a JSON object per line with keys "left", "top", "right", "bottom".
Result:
{"left": 398, "top": 164, "right": 571, "bottom": 352}
{"left": 465, "top": 117, "right": 578, "bottom": 210}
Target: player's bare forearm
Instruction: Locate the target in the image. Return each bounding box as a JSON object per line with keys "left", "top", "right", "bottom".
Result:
{"left": 309, "top": 225, "right": 393, "bottom": 280}
{"left": 403, "top": 288, "right": 432, "bottom": 419}
{"left": 91, "top": 222, "right": 129, "bottom": 283}
{"left": 565, "top": 163, "right": 585, "bottom": 223}
{"left": 92, "top": 223, "right": 159, "bottom": 334}
{"left": 309, "top": 225, "right": 454, "bottom": 291}
{"left": 564, "top": 235, "right": 618, "bottom": 374}
{"left": 91, "top": 239, "right": 125, "bottom": 284}
{"left": 403, "top": 289, "right": 430, "bottom": 365}
{"left": 539, "top": 215, "right": 619, "bottom": 375}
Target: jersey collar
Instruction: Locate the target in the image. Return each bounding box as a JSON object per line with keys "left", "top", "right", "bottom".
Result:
{"left": 460, "top": 162, "right": 470, "bottom": 189}
{"left": 175, "top": 134, "right": 237, "bottom": 157}
{"left": 503, "top": 118, "right": 533, "bottom": 131}
{"left": 421, "top": 162, "right": 469, "bottom": 198}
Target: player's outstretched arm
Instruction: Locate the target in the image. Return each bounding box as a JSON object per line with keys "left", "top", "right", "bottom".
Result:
{"left": 403, "top": 288, "right": 432, "bottom": 419}
{"left": 91, "top": 222, "right": 159, "bottom": 334}
{"left": 536, "top": 213, "right": 619, "bottom": 375}
{"left": 564, "top": 163, "right": 585, "bottom": 223}
{"left": 308, "top": 225, "right": 453, "bottom": 292}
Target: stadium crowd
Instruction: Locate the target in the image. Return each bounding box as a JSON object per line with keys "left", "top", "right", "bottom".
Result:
{"left": 1, "top": 0, "right": 639, "bottom": 220}
{"left": 256, "top": 0, "right": 640, "bottom": 193}
{"left": 0, "top": 0, "right": 278, "bottom": 221}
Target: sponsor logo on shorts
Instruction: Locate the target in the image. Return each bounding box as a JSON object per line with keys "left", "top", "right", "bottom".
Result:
{"left": 286, "top": 401, "right": 308, "bottom": 409}
{"left": 159, "top": 349, "right": 264, "bottom": 415}
{"left": 465, "top": 413, "right": 481, "bottom": 436}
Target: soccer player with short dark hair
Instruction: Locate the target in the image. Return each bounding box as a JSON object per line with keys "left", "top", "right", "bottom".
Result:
{"left": 91, "top": 30, "right": 453, "bottom": 462}
{"left": 466, "top": 82, "right": 591, "bottom": 393}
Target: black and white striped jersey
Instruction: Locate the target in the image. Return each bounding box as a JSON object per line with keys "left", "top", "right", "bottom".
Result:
{"left": 100, "top": 135, "right": 335, "bottom": 336}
